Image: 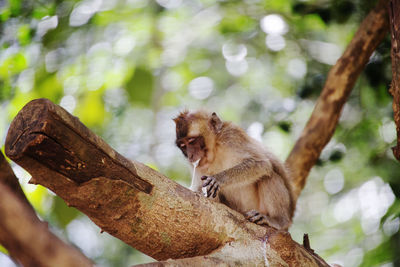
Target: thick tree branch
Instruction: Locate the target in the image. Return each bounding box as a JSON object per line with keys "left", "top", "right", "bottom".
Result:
{"left": 286, "top": 0, "right": 389, "bottom": 200}
{"left": 389, "top": 0, "right": 400, "bottom": 160}
{"left": 0, "top": 152, "right": 34, "bottom": 213}
{"left": 5, "top": 99, "right": 329, "bottom": 266}
{"left": 0, "top": 180, "right": 92, "bottom": 266}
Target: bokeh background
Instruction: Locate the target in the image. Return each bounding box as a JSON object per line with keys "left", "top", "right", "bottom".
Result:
{"left": 0, "top": 0, "right": 399, "bottom": 266}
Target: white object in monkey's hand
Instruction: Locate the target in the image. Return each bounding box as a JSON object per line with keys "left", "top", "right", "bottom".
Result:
{"left": 202, "top": 186, "right": 208, "bottom": 197}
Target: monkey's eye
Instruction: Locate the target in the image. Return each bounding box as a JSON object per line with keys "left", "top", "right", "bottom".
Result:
{"left": 179, "top": 143, "right": 186, "bottom": 148}
{"left": 188, "top": 137, "right": 196, "bottom": 144}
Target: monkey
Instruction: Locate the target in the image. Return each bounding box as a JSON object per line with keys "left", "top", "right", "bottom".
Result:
{"left": 173, "top": 110, "right": 294, "bottom": 230}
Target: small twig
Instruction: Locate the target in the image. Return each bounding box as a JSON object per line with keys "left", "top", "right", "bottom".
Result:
{"left": 303, "top": 233, "right": 314, "bottom": 253}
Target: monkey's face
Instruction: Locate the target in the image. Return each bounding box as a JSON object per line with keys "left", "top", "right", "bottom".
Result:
{"left": 176, "top": 136, "right": 207, "bottom": 163}
{"left": 174, "top": 110, "right": 220, "bottom": 166}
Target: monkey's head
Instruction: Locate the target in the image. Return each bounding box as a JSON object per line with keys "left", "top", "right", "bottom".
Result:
{"left": 173, "top": 110, "right": 223, "bottom": 166}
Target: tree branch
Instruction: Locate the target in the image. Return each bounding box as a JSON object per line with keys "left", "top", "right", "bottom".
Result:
{"left": 0, "top": 152, "right": 34, "bottom": 213}
{"left": 0, "top": 169, "right": 92, "bottom": 266}
{"left": 5, "top": 98, "right": 329, "bottom": 266}
{"left": 286, "top": 0, "right": 390, "bottom": 200}
{"left": 389, "top": 0, "right": 400, "bottom": 160}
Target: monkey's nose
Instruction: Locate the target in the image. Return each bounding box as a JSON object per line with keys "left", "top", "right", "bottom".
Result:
{"left": 188, "top": 153, "right": 198, "bottom": 162}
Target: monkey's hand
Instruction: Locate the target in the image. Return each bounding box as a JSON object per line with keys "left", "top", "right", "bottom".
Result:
{"left": 245, "top": 210, "right": 270, "bottom": 227}
{"left": 201, "top": 176, "right": 220, "bottom": 198}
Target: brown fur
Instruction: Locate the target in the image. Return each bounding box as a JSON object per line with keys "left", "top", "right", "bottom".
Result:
{"left": 174, "top": 110, "right": 294, "bottom": 230}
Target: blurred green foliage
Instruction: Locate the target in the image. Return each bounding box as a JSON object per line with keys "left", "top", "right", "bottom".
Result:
{"left": 0, "top": 0, "right": 399, "bottom": 266}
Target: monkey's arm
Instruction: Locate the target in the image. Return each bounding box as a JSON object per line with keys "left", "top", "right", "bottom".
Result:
{"left": 213, "top": 158, "right": 273, "bottom": 187}
{"left": 201, "top": 158, "right": 272, "bottom": 198}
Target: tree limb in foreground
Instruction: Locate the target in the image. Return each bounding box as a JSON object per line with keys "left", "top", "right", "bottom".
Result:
{"left": 286, "top": 0, "right": 389, "bottom": 201}
{"left": 389, "top": 0, "right": 400, "bottom": 161}
{"left": 0, "top": 152, "right": 34, "bottom": 213}
{"left": 5, "top": 99, "right": 329, "bottom": 266}
{"left": 0, "top": 162, "right": 92, "bottom": 267}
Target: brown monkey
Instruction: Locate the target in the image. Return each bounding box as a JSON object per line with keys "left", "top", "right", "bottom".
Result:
{"left": 173, "top": 110, "right": 294, "bottom": 230}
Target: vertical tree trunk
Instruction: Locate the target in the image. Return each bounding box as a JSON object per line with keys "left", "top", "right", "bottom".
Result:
{"left": 286, "top": 0, "right": 389, "bottom": 200}
{"left": 389, "top": 0, "right": 400, "bottom": 160}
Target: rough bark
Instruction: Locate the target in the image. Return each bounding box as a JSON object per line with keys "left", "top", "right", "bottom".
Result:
{"left": 389, "top": 0, "right": 400, "bottom": 160}
{"left": 285, "top": 0, "right": 390, "bottom": 201}
{"left": 0, "top": 180, "right": 92, "bottom": 266}
{"left": 0, "top": 152, "right": 34, "bottom": 213}
{"left": 5, "top": 98, "right": 329, "bottom": 266}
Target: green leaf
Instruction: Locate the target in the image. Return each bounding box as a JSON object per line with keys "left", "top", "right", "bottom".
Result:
{"left": 25, "top": 185, "right": 48, "bottom": 215}
{"left": 219, "top": 12, "right": 255, "bottom": 34}
{"left": 0, "top": 245, "right": 8, "bottom": 255}
{"left": 125, "top": 67, "right": 154, "bottom": 106}
{"left": 9, "top": 0, "right": 21, "bottom": 16}
{"left": 17, "top": 24, "right": 31, "bottom": 46}
{"left": 0, "top": 52, "right": 28, "bottom": 79}
{"left": 34, "top": 73, "right": 63, "bottom": 102}
{"left": 51, "top": 196, "right": 80, "bottom": 228}
{"left": 75, "top": 90, "right": 108, "bottom": 127}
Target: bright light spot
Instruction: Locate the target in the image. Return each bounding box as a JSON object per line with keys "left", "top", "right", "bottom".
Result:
{"left": 334, "top": 192, "right": 358, "bottom": 222}
{"left": 358, "top": 177, "right": 395, "bottom": 234}
{"left": 12, "top": 165, "right": 35, "bottom": 193}
{"left": 156, "top": 0, "right": 182, "bottom": 9}
{"left": 161, "top": 71, "right": 182, "bottom": 91}
{"left": 260, "top": 14, "right": 288, "bottom": 35}
{"left": 222, "top": 43, "right": 247, "bottom": 62}
{"left": 361, "top": 217, "right": 380, "bottom": 235}
{"left": 282, "top": 98, "right": 295, "bottom": 112}
{"left": 17, "top": 69, "right": 34, "bottom": 93}
{"left": 302, "top": 39, "right": 342, "bottom": 65}
{"left": 247, "top": 122, "right": 264, "bottom": 142}
{"left": 162, "top": 47, "right": 187, "bottom": 66}
{"left": 37, "top": 16, "right": 58, "bottom": 37}
{"left": 114, "top": 36, "right": 136, "bottom": 56}
{"left": 0, "top": 254, "right": 15, "bottom": 267}
{"left": 63, "top": 76, "right": 80, "bottom": 95}
{"left": 380, "top": 121, "right": 396, "bottom": 143}
{"left": 287, "top": 58, "right": 307, "bottom": 79}
{"left": 307, "top": 191, "right": 329, "bottom": 215}
{"left": 86, "top": 72, "right": 104, "bottom": 91}
{"left": 383, "top": 215, "right": 400, "bottom": 236}
{"left": 340, "top": 104, "right": 363, "bottom": 128}
{"left": 60, "top": 95, "right": 76, "bottom": 113}
{"left": 226, "top": 59, "right": 248, "bottom": 76}
{"left": 45, "top": 49, "right": 63, "bottom": 72}
{"left": 104, "top": 88, "right": 127, "bottom": 108}
{"left": 263, "top": 130, "right": 288, "bottom": 159}
{"left": 344, "top": 247, "right": 364, "bottom": 267}
{"left": 154, "top": 143, "right": 176, "bottom": 167}
{"left": 67, "top": 219, "right": 104, "bottom": 258}
{"left": 126, "top": 0, "right": 148, "bottom": 8}
{"left": 324, "top": 169, "right": 344, "bottom": 194}
{"left": 364, "top": 232, "right": 383, "bottom": 251}
{"left": 188, "top": 77, "right": 214, "bottom": 100}
{"left": 265, "top": 34, "right": 286, "bottom": 51}
{"left": 70, "top": 0, "right": 102, "bottom": 27}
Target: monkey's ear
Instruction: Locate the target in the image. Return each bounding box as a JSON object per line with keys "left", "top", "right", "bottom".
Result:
{"left": 173, "top": 110, "right": 189, "bottom": 124}
{"left": 209, "top": 112, "right": 223, "bottom": 133}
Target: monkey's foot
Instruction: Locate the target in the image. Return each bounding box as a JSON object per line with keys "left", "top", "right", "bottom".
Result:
{"left": 245, "top": 210, "right": 270, "bottom": 226}
{"left": 201, "top": 176, "right": 220, "bottom": 198}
